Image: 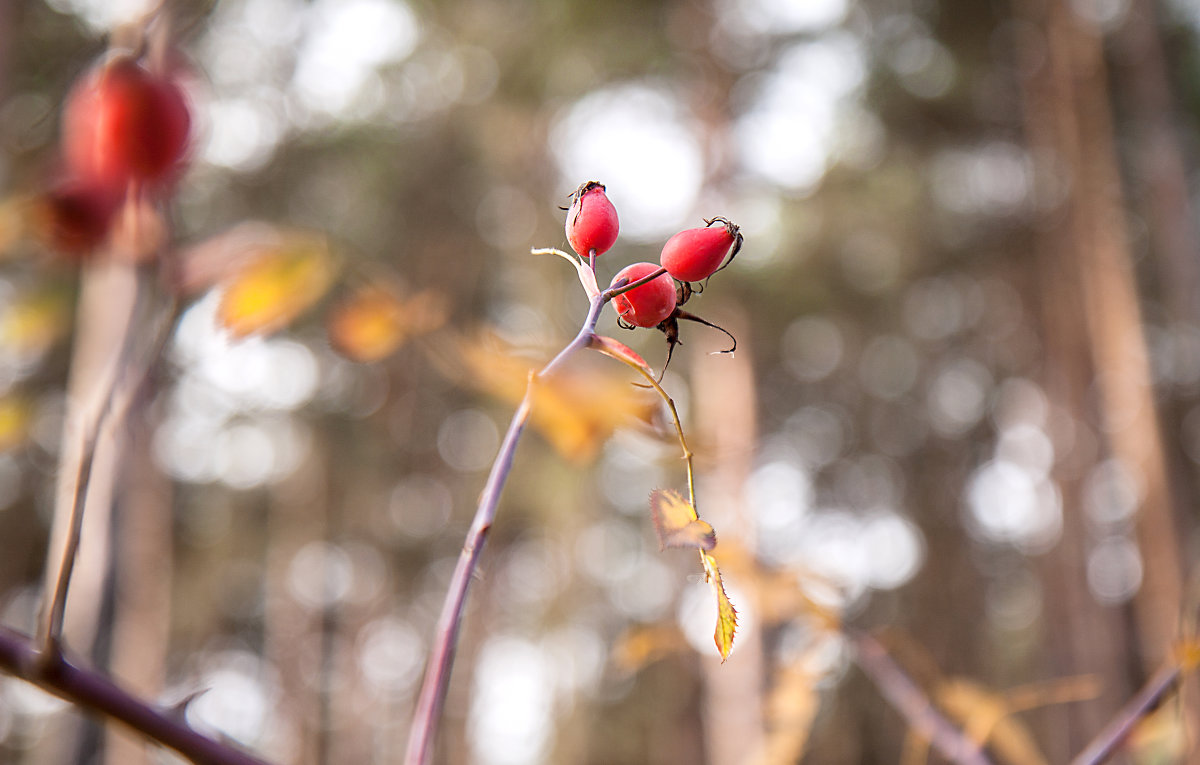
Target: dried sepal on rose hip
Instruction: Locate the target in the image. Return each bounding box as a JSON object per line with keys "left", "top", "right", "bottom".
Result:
{"left": 61, "top": 54, "right": 191, "bottom": 192}
{"left": 659, "top": 216, "right": 742, "bottom": 283}
{"left": 32, "top": 179, "right": 121, "bottom": 256}
{"left": 565, "top": 181, "right": 619, "bottom": 258}
{"left": 610, "top": 262, "right": 676, "bottom": 329}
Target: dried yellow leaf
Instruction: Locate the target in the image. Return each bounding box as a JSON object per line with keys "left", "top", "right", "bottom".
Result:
{"left": 457, "top": 336, "right": 655, "bottom": 462}
{"left": 216, "top": 233, "right": 336, "bottom": 338}
{"left": 0, "top": 288, "right": 71, "bottom": 357}
{"left": 649, "top": 488, "right": 716, "bottom": 551}
{"left": 0, "top": 396, "right": 30, "bottom": 452}
{"left": 703, "top": 551, "right": 738, "bottom": 662}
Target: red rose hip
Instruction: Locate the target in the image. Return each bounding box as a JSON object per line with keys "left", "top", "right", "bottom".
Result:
{"left": 565, "top": 181, "right": 619, "bottom": 257}
{"left": 659, "top": 217, "right": 742, "bottom": 283}
{"left": 610, "top": 262, "right": 676, "bottom": 328}
{"left": 62, "top": 56, "right": 191, "bottom": 191}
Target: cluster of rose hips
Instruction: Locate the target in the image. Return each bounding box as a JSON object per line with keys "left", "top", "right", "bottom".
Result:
{"left": 39, "top": 53, "right": 191, "bottom": 256}
{"left": 564, "top": 181, "right": 742, "bottom": 375}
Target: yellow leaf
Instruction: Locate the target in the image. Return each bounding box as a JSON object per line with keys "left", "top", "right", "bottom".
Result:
{"left": 649, "top": 488, "right": 716, "bottom": 551}
{"left": 587, "top": 333, "right": 652, "bottom": 376}
{"left": 0, "top": 396, "right": 31, "bottom": 452}
{"left": 0, "top": 287, "right": 72, "bottom": 357}
{"left": 216, "top": 233, "right": 336, "bottom": 338}
{"left": 176, "top": 222, "right": 286, "bottom": 295}
{"left": 328, "top": 287, "right": 446, "bottom": 362}
{"left": 703, "top": 551, "right": 738, "bottom": 662}
{"left": 457, "top": 336, "right": 656, "bottom": 462}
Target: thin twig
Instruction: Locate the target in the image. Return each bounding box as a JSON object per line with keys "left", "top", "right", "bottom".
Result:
{"left": 849, "top": 631, "right": 995, "bottom": 765}
{"left": 602, "top": 346, "right": 696, "bottom": 509}
{"left": 0, "top": 626, "right": 272, "bottom": 765}
{"left": 1070, "top": 662, "right": 1181, "bottom": 765}
{"left": 404, "top": 291, "right": 609, "bottom": 765}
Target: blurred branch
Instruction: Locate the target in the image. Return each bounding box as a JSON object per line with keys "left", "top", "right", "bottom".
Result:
{"left": 37, "top": 263, "right": 134, "bottom": 658}
{"left": 849, "top": 632, "right": 995, "bottom": 765}
{"left": 0, "top": 626, "right": 272, "bottom": 765}
{"left": 38, "top": 280, "right": 182, "bottom": 658}
{"left": 1071, "top": 662, "right": 1182, "bottom": 765}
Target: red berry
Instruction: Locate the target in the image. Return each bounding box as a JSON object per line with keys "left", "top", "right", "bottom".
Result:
{"left": 659, "top": 217, "right": 742, "bottom": 283}
{"left": 610, "top": 262, "right": 676, "bottom": 328}
{"left": 565, "top": 181, "right": 619, "bottom": 257}
{"left": 62, "top": 56, "right": 191, "bottom": 191}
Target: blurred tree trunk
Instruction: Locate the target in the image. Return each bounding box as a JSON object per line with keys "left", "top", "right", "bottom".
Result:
{"left": 1112, "top": 0, "right": 1200, "bottom": 327}
{"left": 103, "top": 412, "right": 173, "bottom": 765}
{"left": 1014, "top": 0, "right": 1184, "bottom": 756}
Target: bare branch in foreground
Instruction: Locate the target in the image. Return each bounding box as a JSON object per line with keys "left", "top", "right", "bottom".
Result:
{"left": 0, "top": 626, "right": 272, "bottom": 765}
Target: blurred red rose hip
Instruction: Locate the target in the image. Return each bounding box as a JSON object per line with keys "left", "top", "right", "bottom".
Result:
{"left": 565, "top": 181, "right": 619, "bottom": 257}
{"left": 62, "top": 56, "right": 191, "bottom": 191}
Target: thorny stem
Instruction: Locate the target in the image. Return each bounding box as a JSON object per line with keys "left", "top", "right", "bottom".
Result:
{"left": 0, "top": 626, "right": 271, "bottom": 765}
{"left": 405, "top": 290, "right": 608, "bottom": 765}
{"left": 849, "top": 631, "right": 995, "bottom": 765}
{"left": 1070, "top": 662, "right": 1182, "bottom": 765}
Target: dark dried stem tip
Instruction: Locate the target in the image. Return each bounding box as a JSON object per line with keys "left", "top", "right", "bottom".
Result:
{"left": 703, "top": 215, "right": 743, "bottom": 279}
{"left": 675, "top": 309, "right": 737, "bottom": 354}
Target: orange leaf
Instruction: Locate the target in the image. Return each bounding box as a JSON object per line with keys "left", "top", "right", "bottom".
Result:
{"left": 612, "top": 623, "right": 688, "bottom": 673}
{"left": 216, "top": 233, "right": 336, "bottom": 338}
{"left": 936, "top": 678, "right": 1049, "bottom": 765}
{"left": 1176, "top": 638, "right": 1200, "bottom": 672}
{"left": 650, "top": 488, "right": 716, "bottom": 551}
{"left": 703, "top": 551, "right": 738, "bottom": 662}
{"left": 328, "top": 287, "right": 446, "bottom": 362}
{"left": 750, "top": 660, "right": 819, "bottom": 765}
{"left": 588, "top": 333, "right": 652, "bottom": 376}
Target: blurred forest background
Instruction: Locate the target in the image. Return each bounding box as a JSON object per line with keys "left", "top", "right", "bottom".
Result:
{"left": 2, "top": 0, "right": 1200, "bottom": 763}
